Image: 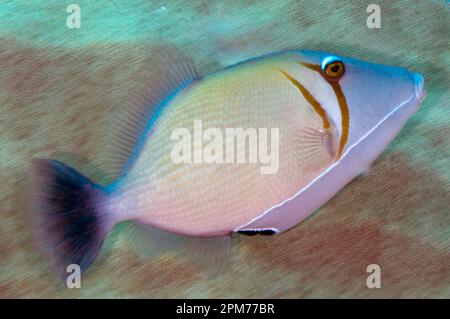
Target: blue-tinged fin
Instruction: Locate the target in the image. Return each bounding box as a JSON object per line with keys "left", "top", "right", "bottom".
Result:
{"left": 124, "top": 221, "right": 231, "bottom": 272}
{"left": 105, "top": 46, "right": 200, "bottom": 181}
{"left": 222, "top": 49, "right": 301, "bottom": 71}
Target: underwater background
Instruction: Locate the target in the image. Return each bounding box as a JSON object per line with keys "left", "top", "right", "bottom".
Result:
{"left": 0, "top": 0, "right": 449, "bottom": 298}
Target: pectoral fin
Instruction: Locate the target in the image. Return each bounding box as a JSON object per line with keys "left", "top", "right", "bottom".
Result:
{"left": 294, "top": 125, "right": 339, "bottom": 172}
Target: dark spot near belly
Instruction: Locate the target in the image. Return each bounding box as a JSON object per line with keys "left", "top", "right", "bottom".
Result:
{"left": 259, "top": 229, "right": 277, "bottom": 235}
{"left": 237, "top": 229, "right": 277, "bottom": 236}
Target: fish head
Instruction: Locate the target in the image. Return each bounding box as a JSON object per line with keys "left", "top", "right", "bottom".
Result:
{"left": 295, "top": 50, "right": 426, "bottom": 163}
{"left": 237, "top": 51, "right": 426, "bottom": 233}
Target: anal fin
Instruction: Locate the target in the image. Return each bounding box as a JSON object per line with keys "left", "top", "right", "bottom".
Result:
{"left": 124, "top": 222, "right": 231, "bottom": 272}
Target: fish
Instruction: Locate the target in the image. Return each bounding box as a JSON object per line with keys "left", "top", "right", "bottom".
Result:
{"left": 28, "top": 48, "right": 426, "bottom": 278}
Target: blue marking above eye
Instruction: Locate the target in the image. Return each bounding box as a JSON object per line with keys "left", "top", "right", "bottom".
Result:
{"left": 321, "top": 56, "right": 342, "bottom": 71}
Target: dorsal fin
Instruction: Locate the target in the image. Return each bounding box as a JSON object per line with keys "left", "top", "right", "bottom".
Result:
{"left": 105, "top": 46, "right": 199, "bottom": 180}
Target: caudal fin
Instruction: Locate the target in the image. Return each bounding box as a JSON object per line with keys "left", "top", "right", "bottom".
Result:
{"left": 28, "top": 159, "right": 110, "bottom": 278}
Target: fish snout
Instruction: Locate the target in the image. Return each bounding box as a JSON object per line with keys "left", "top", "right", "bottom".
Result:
{"left": 413, "top": 73, "right": 426, "bottom": 103}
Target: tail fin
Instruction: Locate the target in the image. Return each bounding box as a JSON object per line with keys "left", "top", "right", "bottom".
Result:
{"left": 28, "top": 159, "right": 110, "bottom": 278}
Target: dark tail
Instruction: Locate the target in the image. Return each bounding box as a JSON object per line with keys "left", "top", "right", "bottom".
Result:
{"left": 28, "top": 159, "right": 110, "bottom": 278}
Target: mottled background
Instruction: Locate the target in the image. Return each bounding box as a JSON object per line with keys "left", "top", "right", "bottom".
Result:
{"left": 0, "top": 0, "right": 449, "bottom": 298}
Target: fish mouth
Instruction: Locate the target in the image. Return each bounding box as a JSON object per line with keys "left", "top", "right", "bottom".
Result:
{"left": 413, "top": 73, "right": 426, "bottom": 103}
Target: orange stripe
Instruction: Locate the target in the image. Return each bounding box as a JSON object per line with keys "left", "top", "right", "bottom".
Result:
{"left": 298, "top": 62, "right": 321, "bottom": 73}
{"left": 278, "top": 69, "right": 330, "bottom": 129}
{"left": 298, "top": 62, "right": 350, "bottom": 159}
{"left": 329, "top": 82, "right": 349, "bottom": 158}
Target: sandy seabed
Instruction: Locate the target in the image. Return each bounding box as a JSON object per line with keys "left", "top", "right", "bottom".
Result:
{"left": 0, "top": 0, "right": 449, "bottom": 298}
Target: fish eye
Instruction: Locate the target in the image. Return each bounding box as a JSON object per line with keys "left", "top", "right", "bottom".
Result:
{"left": 321, "top": 56, "right": 345, "bottom": 80}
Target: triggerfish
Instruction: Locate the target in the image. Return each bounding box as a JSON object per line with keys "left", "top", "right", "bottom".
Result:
{"left": 28, "top": 49, "right": 426, "bottom": 277}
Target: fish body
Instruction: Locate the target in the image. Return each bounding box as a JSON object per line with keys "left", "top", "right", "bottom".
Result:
{"left": 113, "top": 54, "right": 340, "bottom": 236}
{"left": 28, "top": 49, "right": 426, "bottom": 276}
